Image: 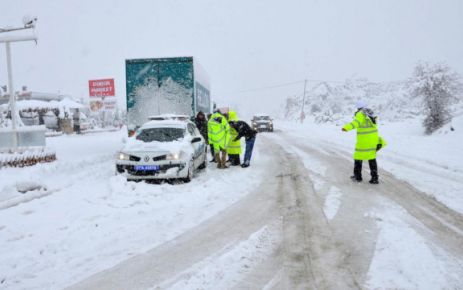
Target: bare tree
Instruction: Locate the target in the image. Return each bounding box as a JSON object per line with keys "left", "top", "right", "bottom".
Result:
{"left": 410, "top": 62, "right": 462, "bottom": 134}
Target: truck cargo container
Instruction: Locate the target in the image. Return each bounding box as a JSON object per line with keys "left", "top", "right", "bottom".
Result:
{"left": 125, "top": 57, "right": 210, "bottom": 133}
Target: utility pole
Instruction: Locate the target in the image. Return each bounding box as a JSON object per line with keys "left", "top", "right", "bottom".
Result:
{"left": 0, "top": 16, "right": 38, "bottom": 148}
{"left": 1, "top": 36, "right": 39, "bottom": 130}
{"left": 300, "top": 79, "right": 307, "bottom": 123}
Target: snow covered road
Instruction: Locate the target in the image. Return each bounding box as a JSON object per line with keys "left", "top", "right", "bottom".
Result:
{"left": 1, "top": 123, "right": 463, "bottom": 289}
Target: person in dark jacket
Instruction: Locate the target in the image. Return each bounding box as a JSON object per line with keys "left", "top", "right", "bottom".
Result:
{"left": 194, "top": 111, "right": 212, "bottom": 161}
{"left": 194, "top": 111, "right": 208, "bottom": 141}
{"left": 206, "top": 113, "right": 216, "bottom": 162}
{"left": 229, "top": 120, "right": 257, "bottom": 168}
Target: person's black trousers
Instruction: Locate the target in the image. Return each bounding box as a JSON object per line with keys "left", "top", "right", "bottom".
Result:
{"left": 228, "top": 154, "right": 241, "bottom": 166}
{"left": 210, "top": 145, "right": 215, "bottom": 161}
{"left": 354, "top": 159, "right": 378, "bottom": 181}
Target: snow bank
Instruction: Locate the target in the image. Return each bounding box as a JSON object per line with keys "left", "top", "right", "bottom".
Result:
{"left": 366, "top": 202, "right": 463, "bottom": 289}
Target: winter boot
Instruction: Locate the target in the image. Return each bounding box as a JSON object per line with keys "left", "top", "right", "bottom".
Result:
{"left": 369, "top": 176, "right": 379, "bottom": 184}
{"left": 214, "top": 153, "right": 223, "bottom": 169}
{"left": 221, "top": 152, "right": 229, "bottom": 169}
{"left": 369, "top": 172, "right": 379, "bottom": 184}
{"left": 368, "top": 159, "right": 379, "bottom": 184}
{"left": 353, "top": 160, "right": 363, "bottom": 182}
{"left": 241, "top": 161, "right": 250, "bottom": 168}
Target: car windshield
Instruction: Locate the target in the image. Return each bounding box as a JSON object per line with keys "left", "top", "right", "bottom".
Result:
{"left": 136, "top": 127, "right": 185, "bottom": 142}
{"left": 254, "top": 116, "right": 270, "bottom": 121}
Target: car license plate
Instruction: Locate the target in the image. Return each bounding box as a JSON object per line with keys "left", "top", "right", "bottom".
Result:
{"left": 259, "top": 125, "right": 266, "bottom": 128}
{"left": 134, "top": 165, "right": 160, "bottom": 171}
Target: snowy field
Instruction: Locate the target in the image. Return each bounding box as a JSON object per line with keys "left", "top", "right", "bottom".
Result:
{"left": 1, "top": 116, "right": 463, "bottom": 289}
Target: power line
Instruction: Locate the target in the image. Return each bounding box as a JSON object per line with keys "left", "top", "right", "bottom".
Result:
{"left": 220, "top": 80, "right": 305, "bottom": 95}
{"left": 218, "top": 77, "right": 346, "bottom": 96}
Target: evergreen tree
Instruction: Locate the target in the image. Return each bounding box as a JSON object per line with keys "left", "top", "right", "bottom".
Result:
{"left": 410, "top": 63, "right": 461, "bottom": 134}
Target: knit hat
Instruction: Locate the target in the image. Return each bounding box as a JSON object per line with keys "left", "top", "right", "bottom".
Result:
{"left": 356, "top": 100, "right": 367, "bottom": 109}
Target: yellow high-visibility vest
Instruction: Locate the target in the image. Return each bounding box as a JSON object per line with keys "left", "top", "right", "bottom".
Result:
{"left": 226, "top": 110, "right": 242, "bottom": 155}
{"left": 208, "top": 112, "right": 230, "bottom": 151}
{"left": 343, "top": 111, "right": 381, "bottom": 160}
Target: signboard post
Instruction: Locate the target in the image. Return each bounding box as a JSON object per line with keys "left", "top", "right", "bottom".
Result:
{"left": 88, "top": 78, "right": 116, "bottom": 128}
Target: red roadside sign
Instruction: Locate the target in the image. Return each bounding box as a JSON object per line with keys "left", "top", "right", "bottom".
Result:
{"left": 89, "top": 79, "right": 115, "bottom": 97}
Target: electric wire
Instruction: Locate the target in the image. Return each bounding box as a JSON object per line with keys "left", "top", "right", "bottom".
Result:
{"left": 218, "top": 77, "right": 346, "bottom": 96}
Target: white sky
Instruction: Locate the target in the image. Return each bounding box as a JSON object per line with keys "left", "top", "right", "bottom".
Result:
{"left": 1, "top": 0, "right": 462, "bottom": 116}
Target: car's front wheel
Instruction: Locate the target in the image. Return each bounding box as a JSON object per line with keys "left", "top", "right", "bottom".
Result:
{"left": 182, "top": 160, "right": 194, "bottom": 183}
{"left": 198, "top": 151, "right": 207, "bottom": 170}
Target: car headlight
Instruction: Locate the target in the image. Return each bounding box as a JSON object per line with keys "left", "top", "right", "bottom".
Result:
{"left": 166, "top": 152, "right": 181, "bottom": 160}
{"left": 118, "top": 152, "right": 130, "bottom": 160}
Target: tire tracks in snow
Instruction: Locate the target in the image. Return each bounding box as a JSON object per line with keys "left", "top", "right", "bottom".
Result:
{"left": 273, "top": 145, "right": 361, "bottom": 289}
{"left": 274, "top": 131, "right": 463, "bottom": 274}
{"left": 317, "top": 139, "right": 463, "bottom": 257}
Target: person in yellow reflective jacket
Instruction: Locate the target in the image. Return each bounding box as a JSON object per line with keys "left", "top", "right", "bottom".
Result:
{"left": 208, "top": 110, "right": 231, "bottom": 169}
{"left": 342, "top": 100, "right": 386, "bottom": 184}
{"left": 226, "top": 110, "right": 242, "bottom": 166}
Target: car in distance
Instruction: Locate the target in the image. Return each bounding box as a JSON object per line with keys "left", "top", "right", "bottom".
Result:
{"left": 251, "top": 114, "right": 274, "bottom": 132}
{"left": 116, "top": 119, "right": 207, "bottom": 182}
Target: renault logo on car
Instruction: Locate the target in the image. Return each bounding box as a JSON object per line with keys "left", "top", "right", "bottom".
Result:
{"left": 144, "top": 156, "right": 150, "bottom": 162}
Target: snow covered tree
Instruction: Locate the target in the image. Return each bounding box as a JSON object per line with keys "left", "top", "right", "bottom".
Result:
{"left": 284, "top": 95, "right": 300, "bottom": 120}
{"left": 410, "top": 62, "right": 462, "bottom": 134}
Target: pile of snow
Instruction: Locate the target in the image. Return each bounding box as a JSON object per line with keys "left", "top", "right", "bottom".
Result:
{"left": 366, "top": 203, "right": 463, "bottom": 289}
{"left": 0, "top": 98, "right": 84, "bottom": 111}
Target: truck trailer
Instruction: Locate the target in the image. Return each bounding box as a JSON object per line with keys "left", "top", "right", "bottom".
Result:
{"left": 125, "top": 57, "right": 210, "bottom": 134}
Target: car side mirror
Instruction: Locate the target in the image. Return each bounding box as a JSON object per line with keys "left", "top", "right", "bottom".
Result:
{"left": 191, "top": 137, "right": 202, "bottom": 143}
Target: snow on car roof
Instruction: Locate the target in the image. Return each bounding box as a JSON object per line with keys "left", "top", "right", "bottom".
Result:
{"left": 253, "top": 113, "right": 270, "bottom": 117}
{"left": 147, "top": 114, "right": 190, "bottom": 121}
{"left": 140, "top": 120, "right": 188, "bottom": 129}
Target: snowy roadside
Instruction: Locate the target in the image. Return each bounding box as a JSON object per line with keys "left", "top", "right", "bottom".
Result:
{"left": 365, "top": 199, "right": 463, "bottom": 289}
{"left": 0, "top": 130, "right": 268, "bottom": 290}
{"left": 276, "top": 116, "right": 463, "bottom": 214}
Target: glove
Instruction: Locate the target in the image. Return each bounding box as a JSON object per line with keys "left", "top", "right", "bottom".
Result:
{"left": 376, "top": 144, "right": 382, "bottom": 151}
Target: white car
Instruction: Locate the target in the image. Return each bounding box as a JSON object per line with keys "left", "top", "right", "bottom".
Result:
{"left": 116, "top": 120, "right": 207, "bottom": 182}
{"left": 251, "top": 114, "right": 274, "bottom": 132}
